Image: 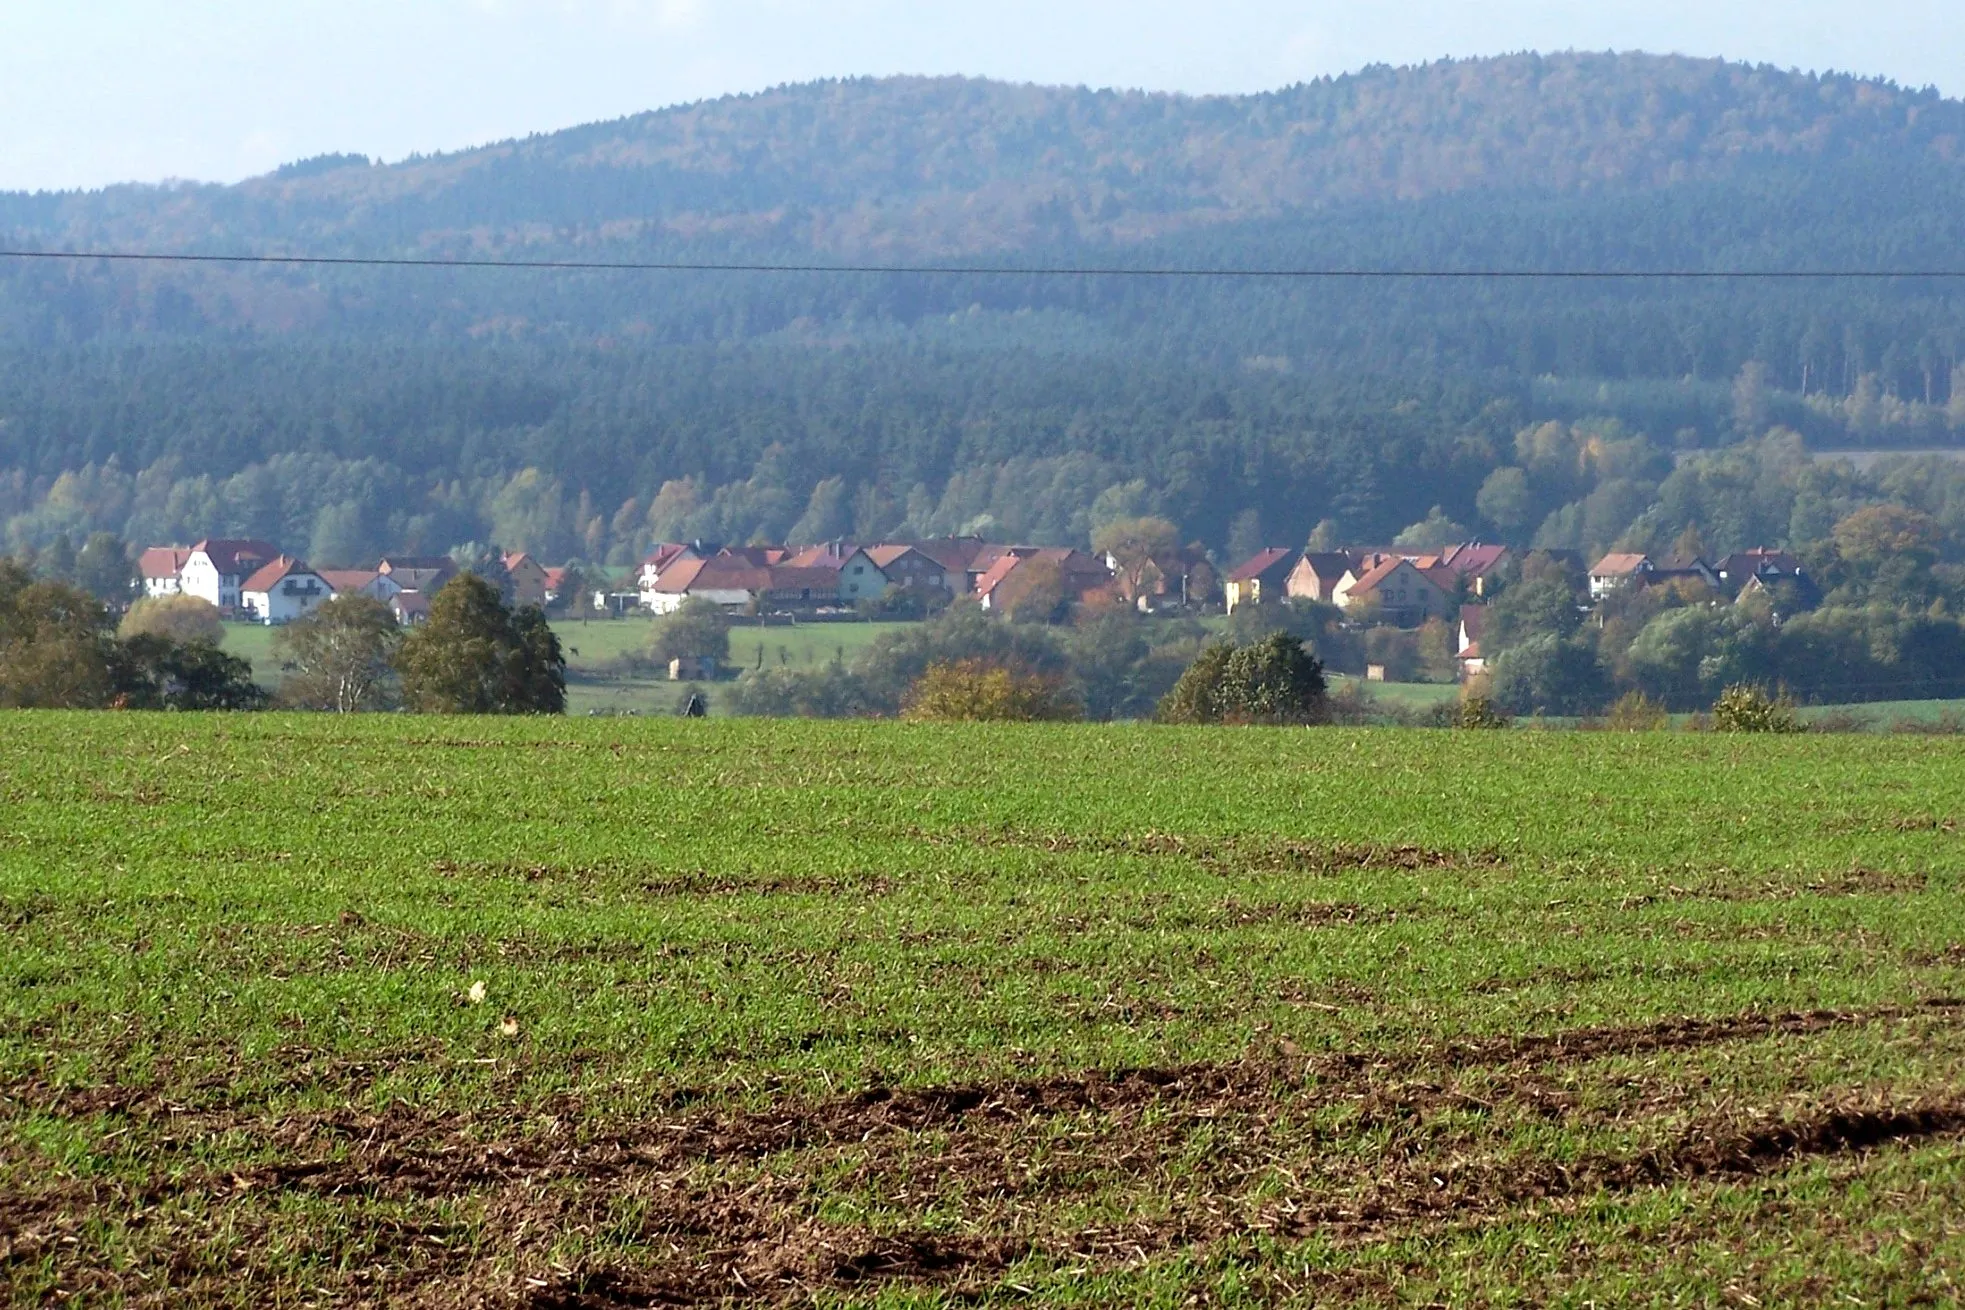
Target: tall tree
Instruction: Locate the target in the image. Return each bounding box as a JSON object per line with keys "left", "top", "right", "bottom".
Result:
{"left": 276, "top": 595, "right": 404, "bottom": 712}
{"left": 395, "top": 574, "right": 565, "bottom": 714}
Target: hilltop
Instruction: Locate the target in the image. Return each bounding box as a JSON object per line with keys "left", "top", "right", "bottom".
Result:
{"left": 1, "top": 52, "right": 1964, "bottom": 563}
{"left": 7, "top": 53, "right": 1965, "bottom": 262}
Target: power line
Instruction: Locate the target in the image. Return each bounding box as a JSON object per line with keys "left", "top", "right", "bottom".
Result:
{"left": 2, "top": 248, "right": 1965, "bottom": 279}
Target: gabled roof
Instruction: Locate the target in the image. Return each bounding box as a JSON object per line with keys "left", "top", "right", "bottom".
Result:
{"left": 1460, "top": 604, "right": 1487, "bottom": 642}
{"left": 786, "top": 543, "right": 857, "bottom": 570}
{"left": 867, "top": 544, "right": 935, "bottom": 570}
{"left": 502, "top": 551, "right": 544, "bottom": 573}
{"left": 139, "top": 546, "right": 192, "bottom": 580}
{"left": 191, "top": 539, "right": 280, "bottom": 576}
{"left": 973, "top": 554, "right": 1025, "bottom": 598}
{"left": 1290, "top": 551, "right": 1352, "bottom": 587}
{"left": 652, "top": 556, "right": 772, "bottom": 595}
{"left": 317, "top": 569, "right": 386, "bottom": 594}
{"left": 641, "top": 542, "right": 697, "bottom": 573}
{"left": 1346, "top": 556, "right": 1414, "bottom": 595}
{"left": 1436, "top": 543, "right": 1511, "bottom": 575}
{"left": 1590, "top": 552, "right": 1652, "bottom": 577}
{"left": 241, "top": 556, "right": 317, "bottom": 593}
{"left": 376, "top": 555, "right": 456, "bottom": 576}
{"left": 909, "top": 537, "right": 990, "bottom": 573}
{"left": 390, "top": 591, "right": 431, "bottom": 619}
{"left": 1227, "top": 548, "right": 1297, "bottom": 584}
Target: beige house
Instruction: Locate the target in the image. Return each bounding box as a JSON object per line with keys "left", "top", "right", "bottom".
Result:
{"left": 1285, "top": 552, "right": 1354, "bottom": 604}
{"left": 502, "top": 553, "right": 550, "bottom": 609}
{"left": 1334, "top": 557, "right": 1453, "bottom": 627}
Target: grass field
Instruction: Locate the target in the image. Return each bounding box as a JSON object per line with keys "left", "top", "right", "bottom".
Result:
{"left": 5, "top": 714, "right": 1965, "bottom": 1304}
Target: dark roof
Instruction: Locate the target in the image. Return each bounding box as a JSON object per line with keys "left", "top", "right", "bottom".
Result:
{"left": 1227, "top": 548, "right": 1298, "bottom": 583}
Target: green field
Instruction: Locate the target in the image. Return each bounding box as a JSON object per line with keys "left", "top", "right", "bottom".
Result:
{"left": 223, "top": 617, "right": 912, "bottom": 716}
{"left": 6, "top": 715, "right": 1965, "bottom": 1304}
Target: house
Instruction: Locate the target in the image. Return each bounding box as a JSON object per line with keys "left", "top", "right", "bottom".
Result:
{"left": 1285, "top": 552, "right": 1354, "bottom": 605}
{"left": 239, "top": 556, "right": 332, "bottom": 625}
{"left": 636, "top": 543, "right": 704, "bottom": 610}
{"left": 180, "top": 539, "right": 281, "bottom": 613}
{"left": 822, "top": 544, "right": 951, "bottom": 604}
{"left": 1431, "top": 543, "right": 1513, "bottom": 597}
{"left": 501, "top": 553, "right": 550, "bottom": 608}
{"left": 909, "top": 538, "right": 991, "bottom": 592}
{"left": 1712, "top": 549, "right": 1807, "bottom": 597}
{"left": 644, "top": 556, "right": 771, "bottom": 614}
{"left": 975, "top": 548, "right": 1113, "bottom": 615}
{"left": 1225, "top": 548, "right": 1299, "bottom": 613}
{"left": 375, "top": 556, "right": 457, "bottom": 595}
{"left": 1456, "top": 605, "right": 1487, "bottom": 680}
{"left": 1650, "top": 554, "right": 1720, "bottom": 591}
{"left": 138, "top": 547, "right": 192, "bottom": 599}
{"left": 390, "top": 591, "right": 432, "bottom": 626}
{"left": 317, "top": 569, "right": 402, "bottom": 603}
{"left": 1588, "top": 553, "right": 1656, "bottom": 600}
{"left": 1334, "top": 556, "right": 1453, "bottom": 626}
{"left": 865, "top": 546, "right": 950, "bottom": 596}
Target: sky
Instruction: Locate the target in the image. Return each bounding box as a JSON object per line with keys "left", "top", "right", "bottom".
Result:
{"left": 3, "top": 0, "right": 1963, "bottom": 193}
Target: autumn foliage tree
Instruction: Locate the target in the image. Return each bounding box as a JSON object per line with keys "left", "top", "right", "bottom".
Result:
{"left": 902, "top": 659, "right": 1080, "bottom": 722}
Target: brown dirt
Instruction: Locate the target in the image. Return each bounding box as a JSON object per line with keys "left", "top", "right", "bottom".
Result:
{"left": 916, "top": 826, "right": 1505, "bottom": 876}
{"left": 9, "top": 998, "right": 1963, "bottom": 1306}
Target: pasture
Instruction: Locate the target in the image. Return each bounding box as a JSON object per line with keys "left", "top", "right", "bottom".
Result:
{"left": 4, "top": 715, "right": 1965, "bottom": 1304}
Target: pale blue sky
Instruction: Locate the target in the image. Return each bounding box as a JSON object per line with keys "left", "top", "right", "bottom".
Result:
{"left": 4, "top": 1, "right": 1961, "bottom": 192}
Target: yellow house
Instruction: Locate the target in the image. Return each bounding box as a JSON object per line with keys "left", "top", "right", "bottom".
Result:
{"left": 1224, "top": 548, "right": 1298, "bottom": 613}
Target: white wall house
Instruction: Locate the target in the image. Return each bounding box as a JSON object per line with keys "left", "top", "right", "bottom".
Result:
{"left": 138, "top": 547, "right": 191, "bottom": 599}
{"left": 240, "top": 557, "right": 332, "bottom": 625}
{"left": 179, "top": 539, "right": 280, "bottom": 613}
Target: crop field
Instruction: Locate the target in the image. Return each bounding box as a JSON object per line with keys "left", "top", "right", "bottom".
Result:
{"left": 5, "top": 715, "right": 1965, "bottom": 1305}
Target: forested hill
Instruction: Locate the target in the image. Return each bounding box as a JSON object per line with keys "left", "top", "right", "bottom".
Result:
{"left": 4, "top": 53, "right": 1965, "bottom": 567}
{"left": 8, "top": 53, "right": 1965, "bottom": 258}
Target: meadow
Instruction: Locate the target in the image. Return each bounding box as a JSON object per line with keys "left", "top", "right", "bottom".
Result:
{"left": 4, "top": 714, "right": 1965, "bottom": 1305}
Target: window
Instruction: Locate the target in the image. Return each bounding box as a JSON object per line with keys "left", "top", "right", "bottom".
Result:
{"left": 852, "top": 565, "right": 864, "bottom": 575}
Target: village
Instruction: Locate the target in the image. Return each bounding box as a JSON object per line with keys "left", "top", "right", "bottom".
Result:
{"left": 131, "top": 532, "right": 1814, "bottom": 688}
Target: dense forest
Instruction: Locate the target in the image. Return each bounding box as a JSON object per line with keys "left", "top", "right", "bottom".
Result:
{"left": 3, "top": 53, "right": 1965, "bottom": 564}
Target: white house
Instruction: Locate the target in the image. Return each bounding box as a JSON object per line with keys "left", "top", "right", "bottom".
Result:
{"left": 138, "top": 547, "right": 192, "bottom": 599}
{"left": 240, "top": 556, "right": 332, "bottom": 625}
{"left": 636, "top": 543, "right": 703, "bottom": 611}
{"left": 644, "top": 556, "right": 768, "bottom": 614}
{"left": 180, "top": 539, "right": 280, "bottom": 613}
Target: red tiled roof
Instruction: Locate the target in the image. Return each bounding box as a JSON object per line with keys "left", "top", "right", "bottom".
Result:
{"left": 241, "top": 556, "right": 313, "bottom": 593}
{"left": 1591, "top": 553, "right": 1651, "bottom": 577}
{"left": 192, "top": 538, "right": 280, "bottom": 577}
{"left": 1227, "top": 548, "right": 1297, "bottom": 584}
{"left": 786, "top": 544, "right": 856, "bottom": 569}
{"left": 139, "top": 546, "right": 191, "bottom": 580}
{"left": 317, "top": 569, "right": 383, "bottom": 594}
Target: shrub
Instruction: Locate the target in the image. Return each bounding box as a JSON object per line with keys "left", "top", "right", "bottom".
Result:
{"left": 1158, "top": 632, "right": 1327, "bottom": 725}
{"left": 1456, "top": 696, "right": 1512, "bottom": 729}
{"left": 119, "top": 595, "right": 224, "bottom": 647}
{"left": 1711, "top": 684, "right": 1803, "bottom": 734}
{"left": 903, "top": 659, "right": 1080, "bottom": 722}
{"left": 1604, "top": 690, "right": 1669, "bottom": 732}
{"left": 647, "top": 597, "right": 731, "bottom": 667}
